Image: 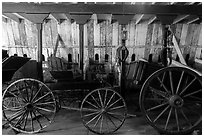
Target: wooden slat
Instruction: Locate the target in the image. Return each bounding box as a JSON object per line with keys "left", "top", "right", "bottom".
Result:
{"left": 172, "top": 15, "right": 189, "bottom": 24}
{"left": 2, "top": 20, "right": 10, "bottom": 47}
{"left": 144, "top": 24, "right": 154, "bottom": 60}
{"left": 112, "top": 22, "right": 118, "bottom": 47}
{"left": 18, "top": 20, "right": 28, "bottom": 47}
{"left": 6, "top": 19, "right": 15, "bottom": 47}
{"left": 11, "top": 20, "right": 21, "bottom": 45}
{"left": 179, "top": 24, "right": 188, "bottom": 46}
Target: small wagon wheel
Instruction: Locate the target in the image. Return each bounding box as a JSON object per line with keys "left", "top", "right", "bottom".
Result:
{"left": 2, "top": 78, "right": 56, "bottom": 134}
{"left": 80, "top": 88, "right": 127, "bottom": 134}
{"left": 139, "top": 67, "right": 202, "bottom": 134}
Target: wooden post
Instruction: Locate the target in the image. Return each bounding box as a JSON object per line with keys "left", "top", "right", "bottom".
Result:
{"left": 36, "top": 23, "right": 43, "bottom": 81}
{"left": 79, "top": 24, "right": 84, "bottom": 78}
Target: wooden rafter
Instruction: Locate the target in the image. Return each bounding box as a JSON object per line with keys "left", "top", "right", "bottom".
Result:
{"left": 186, "top": 17, "right": 200, "bottom": 24}
{"left": 148, "top": 16, "right": 157, "bottom": 24}
{"left": 134, "top": 14, "right": 144, "bottom": 24}
{"left": 2, "top": 3, "right": 202, "bottom": 16}
{"left": 172, "top": 15, "right": 189, "bottom": 24}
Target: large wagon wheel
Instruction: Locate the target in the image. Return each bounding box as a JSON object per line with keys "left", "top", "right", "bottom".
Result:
{"left": 80, "top": 88, "right": 127, "bottom": 134}
{"left": 139, "top": 67, "right": 202, "bottom": 134}
{"left": 2, "top": 78, "right": 56, "bottom": 134}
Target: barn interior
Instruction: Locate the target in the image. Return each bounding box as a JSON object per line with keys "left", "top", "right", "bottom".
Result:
{"left": 2, "top": 2, "right": 202, "bottom": 135}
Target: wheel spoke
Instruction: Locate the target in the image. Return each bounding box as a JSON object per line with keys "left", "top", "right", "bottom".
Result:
{"left": 31, "top": 84, "right": 43, "bottom": 102}
{"left": 93, "top": 115, "right": 102, "bottom": 128}
{"left": 165, "top": 107, "right": 172, "bottom": 130}
{"left": 157, "top": 77, "right": 170, "bottom": 94}
{"left": 174, "top": 108, "right": 180, "bottom": 131}
{"left": 14, "top": 83, "right": 28, "bottom": 102}
{"left": 179, "top": 77, "right": 196, "bottom": 96}
{"left": 85, "top": 100, "right": 99, "bottom": 109}
{"left": 7, "top": 109, "right": 25, "bottom": 122}
{"left": 35, "top": 101, "right": 55, "bottom": 106}
{"left": 82, "top": 111, "right": 100, "bottom": 118}
{"left": 30, "top": 111, "right": 34, "bottom": 132}
{"left": 34, "top": 108, "right": 51, "bottom": 122}
{"left": 183, "top": 89, "right": 202, "bottom": 98}
{"left": 180, "top": 108, "right": 192, "bottom": 127}
{"left": 105, "top": 92, "right": 115, "bottom": 108}
{"left": 107, "top": 98, "right": 122, "bottom": 109}
{"left": 169, "top": 71, "right": 174, "bottom": 95}
{"left": 149, "top": 86, "right": 168, "bottom": 99}
{"left": 106, "top": 113, "right": 117, "bottom": 128}
{"left": 14, "top": 110, "right": 27, "bottom": 127}
{"left": 147, "top": 102, "right": 168, "bottom": 112}
{"left": 23, "top": 111, "right": 29, "bottom": 130}
{"left": 104, "top": 89, "right": 107, "bottom": 108}
{"left": 34, "top": 106, "right": 55, "bottom": 113}
{"left": 107, "top": 112, "right": 123, "bottom": 122}
{"left": 98, "top": 90, "right": 104, "bottom": 108}
{"left": 91, "top": 95, "right": 101, "bottom": 108}
{"left": 160, "top": 72, "right": 166, "bottom": 88}
{"left": 153, "top": 105, "right": 169, "bottom": 123}
{"left": 176, "top": 71, "right": 184, "bottom": 94}
{"left": 106, "top": 112, "right": 124, "bottom": 118}
{"left": 100, "top": 115, "right": 104, "bottom": 133}
{"left": 82, "top": 108, "right": 99, "bottom": 112}
{"left": 109, "top": 105, "right": 125, "bottom": 111}
{"left": 85, "top": 113, "right": 101, "bottom": 126}
{"left": 32, "top": 110, "right": 43, "bottom": 129}
{"left": 33, "top": 92, "right": 51, "bottom": 104}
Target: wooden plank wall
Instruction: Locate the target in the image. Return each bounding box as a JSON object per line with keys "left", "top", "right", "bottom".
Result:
{"left": 2, "top": 18, "right": 202, "bottom": 68}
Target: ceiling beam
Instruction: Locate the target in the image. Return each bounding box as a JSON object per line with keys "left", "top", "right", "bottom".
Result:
{"left": 172, "top": 15, "right": 189, "bottom": 24}
{"left": 148, "top": 16, "right": 157, "bottom": 24}
{"left": 2, "top": 3, "right": 202, "bottom": 16}
{"left": 2, "top": 13, "right": 21, "bottom": 23}
{"left": 70, "top": 14, "right": 92, "bottom": 24}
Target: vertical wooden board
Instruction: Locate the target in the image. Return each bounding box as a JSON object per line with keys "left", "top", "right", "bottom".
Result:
{"left": 71, "top": 22, "right": 76, "bottom": 46}
{"left": 2, "top": 21, "right": 10, "bottom": 47}
{"left": 118, "top": 24, "right": 122, "bottom": 46}
{"left": 84, "top": 47, "right": 89, "bottom": 63}
{"left": 6, "top": 19, "right": 15, "bottom": 47}
{"left": 195, "top": 47, "right": 202, "bottom": 59}
{"left": 126, "top": 23, "right": 130, "bottom": 47}
{"left": 144, "top": 24, "right": 154, "bottom": 60}
{"left": 31, "top": 23, "right": 38, "bottom": 48}
{"left": 58, "top": 21, "right": 67, "bottom": 48}
{"left": 76, "top": 24, "right": 79, "bottom": 47}
{"left": 152, "top": 47, "right": 161, "bottom": 63}
{"left": 18, "top": 20, "right": 28, "bottom": 47}
{"left": 87, "top": 19, "right": 94, "bottom": 59}
{"left": 43, "top": 20, "right": 52, "bottom": 48}
{"left": 198, "top": 24, "right": 202, "bottom": 47}
{"left": 106, "top": 47, "right": 112, "bottom": 63}
{"left": 67, "top": 19, "right": 72, "bottom": 47}
{"left": 136, "top": 24, "right": 142, "bottom": 45}
{"left": 140, "top": 24, "right": 148, "bottom": 46}
{"left": 191, "top": 24, "right": 201, "bottom": 46}
{"left": 112, "top": 22, "right": 118, "bottom": 47}
{"left": 94, "top": 20, "right": 100, "bottom": 46}
{"left": 157, "top": 24, "right": 163, "bottom": 45}
{"left": 50, "top": 19, "right": 59, "bottom": 47}
{"left": 128, "top": 47, "right": 133, "bottom": 62}
{"left": 11, "top": 20, "right": 21, "bottom": 45}
{"left": 112, "top": 47, "right": 116, "bottom": 63}
{"left": 151, "top": 23, "right": 160, "bottom": 46}
{"left": 189, "top": 47, "right": 197, "bottom": 63}
{"left": 100, "top": 48, "right": 105, "bottom": 62}
{"left": 174, "top": 24, "right": 183, "bottom": 44}
{"left": 129, "top": 21, "right": 135, "bottom": 47}
{"left": 100, "top": 21, "right": 106, "bottom": 46}
{"left": 73, "top": 47, "right": 79, "bottom": 63}
{"left": 134, "top": 24, "right": 139, "bottom": 46}
{"left": 24, "top": 20, "right": 33, "bottom": 48}
{"left": 138, "top": 47, "right": 145, "bottom": 59}
{"left": 106, "top": 21, "right": 112, "bottom": 47}
{"left": 84, "top": 23, "right": 88, "bottom": 47}
{"left": 179, "top": 24, "right": 188, "bottom": 46}
{"left": 185, "top": 24, "right": 195, "bottom": 46}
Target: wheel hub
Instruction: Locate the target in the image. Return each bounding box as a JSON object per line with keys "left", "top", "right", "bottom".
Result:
{"left": 26, "top": 103, "right": 34, "bottom": 111}
{"left": 169, "top": 95, "right": 184, "bottom": 108}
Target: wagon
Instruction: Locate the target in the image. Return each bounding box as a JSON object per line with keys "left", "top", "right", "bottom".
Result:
{"left": 2, "top": 45, "right": 202, "bottom": 135}
{"left": 2, "top": 55, "right": 127, "bottom": 135}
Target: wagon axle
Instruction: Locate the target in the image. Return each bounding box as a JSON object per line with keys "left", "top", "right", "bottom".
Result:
{"left": 169, "top": 95, "right": 184, "bottom": 108}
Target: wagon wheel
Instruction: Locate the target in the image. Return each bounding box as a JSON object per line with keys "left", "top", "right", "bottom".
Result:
{"left": 2, "top": 78, "right": 56, "bottom": 134}
{"left": 80, "top": 88, "right": 127, "bottom": 134}
{"left": 139, "top": 67, "right": 202, "bottom": 134}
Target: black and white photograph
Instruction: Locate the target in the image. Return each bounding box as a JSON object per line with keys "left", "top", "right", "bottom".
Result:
{"left": 1, "top": 1, "right": 202, "bottom": 135}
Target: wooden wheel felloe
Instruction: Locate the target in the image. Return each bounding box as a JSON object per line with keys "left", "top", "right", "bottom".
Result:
{"left": 2, "top": 78, "right": 56, "bottom": 134}
{"left": 139, "top": 67, "right": 202, "bottom": 134}
{"left": 80, "top": 88, "right": 127, "bottom": 134}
